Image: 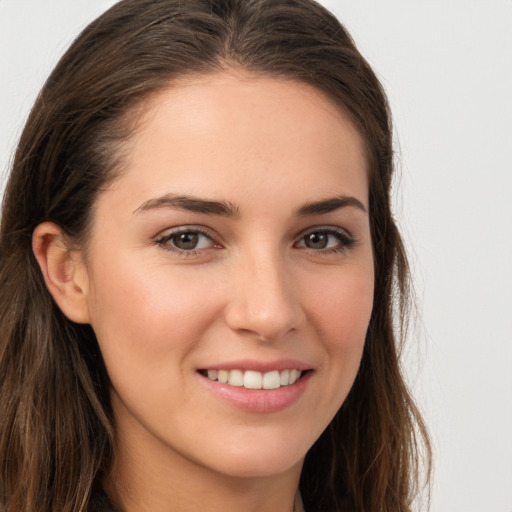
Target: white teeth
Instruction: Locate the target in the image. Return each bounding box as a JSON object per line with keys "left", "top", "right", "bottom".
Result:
{"left": 228, "top": 369, "right": 244, "bottom": 387}
{"left": 289, "top": 369, "right": 301, "bottom": 385}
{"left": 263, "top": 370, "right": 281, "bottom": 389}
{"left": 205, "top": 369, "right": 303, "bottom": 389}
{"left": 244, "top": 370, "right": 262, "bottom": 389}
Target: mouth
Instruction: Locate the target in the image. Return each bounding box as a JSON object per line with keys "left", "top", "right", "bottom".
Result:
{"left": 198, "top": 368, "right": 309, "bottom": 390}
{"left": 197, "top": 364, "right": 313, "bottom": 413}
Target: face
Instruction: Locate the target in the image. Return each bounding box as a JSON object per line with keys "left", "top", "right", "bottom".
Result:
{"left": 81, "top": 72, "right": 374, "bottom": 482}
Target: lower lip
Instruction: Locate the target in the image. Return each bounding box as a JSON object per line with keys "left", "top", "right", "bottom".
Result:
{"left": 198, "top": 371, "right": 312, "bottom": 413}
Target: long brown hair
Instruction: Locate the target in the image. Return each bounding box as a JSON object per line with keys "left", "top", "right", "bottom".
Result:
{"left": 0, "top": 1, "right": 431, "bottom": 510}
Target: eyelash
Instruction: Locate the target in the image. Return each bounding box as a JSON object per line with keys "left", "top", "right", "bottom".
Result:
{"left": 155, "top": 226, "right": 356, "bottom": 256}
{"left": 155, "top": 227, "right": 216, "bottom": 257}
{"left": 294, "top": 227, "right": 356, "bottom": 254}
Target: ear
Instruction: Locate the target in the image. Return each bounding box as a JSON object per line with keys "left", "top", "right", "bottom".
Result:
{"left": 32, "top": 222, "right": 91, "bottom": 324}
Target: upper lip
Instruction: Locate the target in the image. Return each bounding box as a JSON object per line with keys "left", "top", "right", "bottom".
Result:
{"left": 198, "top": 359, "right": 313, "bottom": 373}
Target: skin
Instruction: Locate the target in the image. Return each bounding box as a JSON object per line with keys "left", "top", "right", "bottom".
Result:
{"left": 34, "top": 71, "right": 374, "bottom": 512}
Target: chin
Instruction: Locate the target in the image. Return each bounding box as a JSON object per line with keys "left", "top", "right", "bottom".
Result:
{"left": 195, "top": 435, "right": 308, "bottom": 480}
{"left": 212, "top": 454, "right": 304, "bottom": 480}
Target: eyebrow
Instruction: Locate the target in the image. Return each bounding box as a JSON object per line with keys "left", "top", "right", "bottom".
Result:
{"left": 134, "top": 193, "right": 366, "bottom": 217}
{"left": 297, "top": 195, "right": 367, "bottom": 216}
{"left": 134, "top": 194, "right": 240, "bottom": 216}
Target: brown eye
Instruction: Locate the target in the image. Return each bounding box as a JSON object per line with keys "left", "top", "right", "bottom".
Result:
{"left": 304, "top": 232, "right": 328, "bottom": 249}
{"left": 172, "top": 232, "right": 200, "bottom": 250}
{"left": 156, "top": 229, "right": 214, "bottom": 253}
{"left": 296, "top": 228, "right": 355, "bottom": 252}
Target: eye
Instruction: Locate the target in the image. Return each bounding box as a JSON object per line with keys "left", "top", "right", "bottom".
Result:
{"left": 295, "top": 228, "right": 354, "bottom": 252}
{"left": 156, "top": 228, "right": 215, "bottom": 253}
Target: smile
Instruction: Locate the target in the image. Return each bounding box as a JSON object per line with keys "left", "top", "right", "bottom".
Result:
{"left": 198, "top": 366, "right": 312, "bottom": 413}
{"left": 201, "top": 369, "right": 303, "bottom": 389}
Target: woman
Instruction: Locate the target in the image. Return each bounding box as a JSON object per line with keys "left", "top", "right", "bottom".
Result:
{"left": 0, "top": 0, "right": 431, "bottom": 511}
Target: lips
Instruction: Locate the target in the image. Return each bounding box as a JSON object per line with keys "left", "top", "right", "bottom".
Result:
{"left": 202, "top": 368, "right": 303, "bottom": 389}
{"left": 197, "top": 360, "right": 312, "bottom": 413}
{"left": 197, "top": 360, "right": 313, "bottom": 413}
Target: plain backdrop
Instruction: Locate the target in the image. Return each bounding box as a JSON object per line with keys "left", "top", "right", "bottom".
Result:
{"left": 1, "top": 1, "right": 511, "bottom": 511}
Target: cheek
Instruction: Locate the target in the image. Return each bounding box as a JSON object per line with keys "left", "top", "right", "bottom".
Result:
{"left": 85, "top": 261, "right": 222, "bottom": 383}
{"left": 307, "top": 260, "right": 374, "bottom": 342}
{"left": 304, "top": 261, "right": 374, "bottom": 398}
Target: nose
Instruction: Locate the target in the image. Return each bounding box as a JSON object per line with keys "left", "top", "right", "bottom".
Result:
{"left": 224, "top": 249, "right": 305, "bottom": 343}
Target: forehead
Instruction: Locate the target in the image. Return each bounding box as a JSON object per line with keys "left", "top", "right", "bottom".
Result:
{"left": 104, "top": 71, "right": 369, "bottom": 211}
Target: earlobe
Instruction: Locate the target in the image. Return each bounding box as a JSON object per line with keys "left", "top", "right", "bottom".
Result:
{"left": 32, "top": 222, "right": 91, "bottom": 324}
